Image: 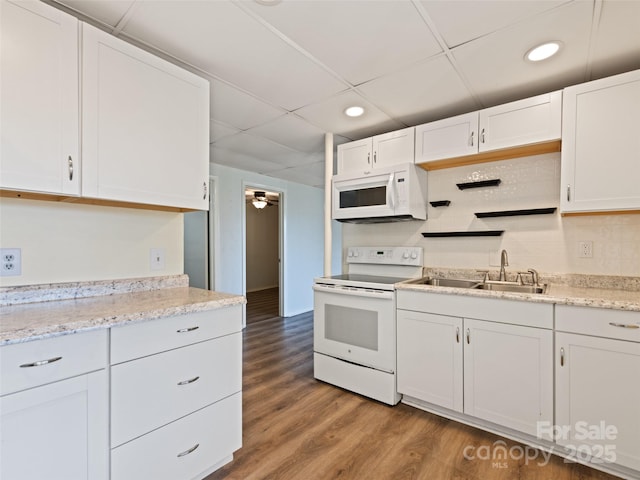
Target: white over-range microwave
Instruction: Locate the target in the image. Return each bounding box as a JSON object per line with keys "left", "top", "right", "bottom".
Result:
{"left": 331, "top": 163, "right": 427, "bottom": 224}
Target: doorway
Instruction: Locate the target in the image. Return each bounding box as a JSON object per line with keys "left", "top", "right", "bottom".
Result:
{"left": 244, "top": 186, "right": 283, "bottom": 324}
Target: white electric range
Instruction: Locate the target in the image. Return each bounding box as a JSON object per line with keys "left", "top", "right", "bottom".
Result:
{"left": 313, "top": 246, "right": 423, "bottom": 405}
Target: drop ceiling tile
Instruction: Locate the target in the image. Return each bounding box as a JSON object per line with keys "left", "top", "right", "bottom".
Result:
{"left": 421, "top": 0, "right": 569, "bottom": 48}
{"left": 295, "top": 90, "right": 405, "bottom": 140}
{"left": 210, "top": 146, "right": 284, "bottom": 174}
{"left": 242, "top": 0, "right": 441, "bottom": 85}
{"left": 210, "top": 79, "right": 284, "bottom": 130}
{"left": 122, "top": 1, "right": 347, "bottom": 110}
{"left": 213, "top": 133, "right": 303, "bottom": 168}
{"left": 452, "top": 1, "right": 593, "bottom": 106}
{"left": 590, "top": 0, "right": 640, "bottom": 80}
{"left": 357, "top": 54, "right": 478, "bottom": 127}
{"left": 245, "top": 114, "right": 327, "bottom": 153}
{"left": 56, "top": 0, "right": 135, "bottom": 27}
{"left": 268, "top": 161, "right": 326, "bottom": 188}
{"left": 210, "top": 121, "right": 240, "bottom": 143}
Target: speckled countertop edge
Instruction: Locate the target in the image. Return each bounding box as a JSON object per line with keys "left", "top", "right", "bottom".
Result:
{"left": 1, "top": 284, "right": 246, "bottom": 346}
{"left": 396, "top": 280, "right": 640, "bottom": 312}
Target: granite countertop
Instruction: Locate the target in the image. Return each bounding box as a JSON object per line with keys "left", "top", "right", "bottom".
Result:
{"left": 0, "top": 276, "right": 246, "bottom": 346}
{"left": 396, "top": 278, "right": 640, "bottom": 312}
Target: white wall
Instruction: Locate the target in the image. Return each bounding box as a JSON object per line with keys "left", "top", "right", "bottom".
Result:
{"left": 343, "top": 153, "right": 640, "bottom": 277}
{"left": 210, "top": 163, "right": 341, "bottom": 317}
{"left": 0, "top": 198, "right": 183, "bottom": 287}
{"left": 246, "top": 200, "right": 279, "bottom": 292}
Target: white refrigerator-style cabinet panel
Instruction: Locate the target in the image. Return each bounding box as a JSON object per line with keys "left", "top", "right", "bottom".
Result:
{"left": 478, "top": 91, "right": 561, "bottom": 153}
{"left": 0, "top": 0, "right": 80, "bottom": 195}
{"left": 556, "top": 332, "right": 640, "bottom": 471}
{"left": 463, "top": 318, "right": 553, "bottom": 437}
{"left": 415, "top": 112, "right": 478, "bottom": 163}
{"left": 561, "top": 69, "right": 640, "bottom": 213}
{"left": 82, "top": 23, "right": 210, "bottom": 210}
{"left": 397, "top": 310, "right": 463, "bottom": 412}
{"left": 0, "top": 372, "right": 108, "bottom": 480}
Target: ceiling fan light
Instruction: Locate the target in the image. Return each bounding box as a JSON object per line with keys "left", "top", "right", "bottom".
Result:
{"left": 344, "top": 106, "right": 364, "bottom": 117}
{"left": 525, "top": 42, "right": 561, "bottom": 62}
{"left": 252, "top": 199, "right": 268, "bottom": 209}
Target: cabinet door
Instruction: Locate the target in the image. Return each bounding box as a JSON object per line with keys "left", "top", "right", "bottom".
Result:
{"left": 556, "top": 332, "right": 640, "bottom": 471}
{"left": 479, "top": 91, "right": 561, "bottom": 153}
{"left": 372, "top": 127, "right": 415, "bottom": 168}
{"left": 397, "top": 310, "right": 463, "bottom": 411}
{"left": 82, "top": 23, "right": 210, "bottom": 210}
{"left": 415, "top": 112, "right": 478, "bottom": 163}
{"left": 336, "top": 138, "right": 372, "bottom": 175}
{"left": 0, "top": 371, "right": 108, "bottom": 480}
{"left": 561, "top": 70, "right": 640, "bottom": 213}
{"left": 463, "top": 319, "right": 553, "bottom": 437}
{"left": 0, "top": 0, "right": 79, "bottom": 195}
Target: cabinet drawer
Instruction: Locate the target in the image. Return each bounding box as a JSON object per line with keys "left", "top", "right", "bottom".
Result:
{"left": 110, "top": 305, "right": 241, "bottom": 364}
{"left": 1, "top": 330, "right": 107, "bottom": 396}
{"left": 111, "top": 332, "right": 241, "bottom": 447}
{"left": 111, "top": 392, "right": 242, "bottom": 480}
{"left": 556, "top": 305, "right": 640, "bottom": 342}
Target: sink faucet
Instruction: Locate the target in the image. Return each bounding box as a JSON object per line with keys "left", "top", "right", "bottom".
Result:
{"left": 499, "top": 249, "right": 509, "bottom": 281}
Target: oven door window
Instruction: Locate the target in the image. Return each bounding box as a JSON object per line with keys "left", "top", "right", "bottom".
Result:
{"left": 325, "top": 304, "right": 378, "bottom": 351}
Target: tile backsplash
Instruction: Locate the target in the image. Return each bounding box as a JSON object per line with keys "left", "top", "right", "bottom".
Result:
{"left": 343, "top": 153, "right": 640, "bottom": 277}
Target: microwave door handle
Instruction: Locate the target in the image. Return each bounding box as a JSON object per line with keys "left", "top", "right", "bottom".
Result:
{"left": 387, "top": 173, "right": 395, "bottom": 209}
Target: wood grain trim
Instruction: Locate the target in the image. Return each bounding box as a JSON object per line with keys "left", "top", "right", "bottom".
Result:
{"left": 417, "top": 140, "right": 561, "bottom": 171}
{"left": 562, "top": 210, "right": 640, "bottom": 217}
{"left": 0, "top": 189, "right": 194, "bottom": 213}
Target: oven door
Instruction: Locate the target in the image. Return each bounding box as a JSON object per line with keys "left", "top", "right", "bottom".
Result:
{"left": 313, "top": 283, "right": 396, "bottom": 372}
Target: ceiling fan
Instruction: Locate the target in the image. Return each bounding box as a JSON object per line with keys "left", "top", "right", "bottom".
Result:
{"left": 249, "top": 190, "right": 278, "bottom": 209}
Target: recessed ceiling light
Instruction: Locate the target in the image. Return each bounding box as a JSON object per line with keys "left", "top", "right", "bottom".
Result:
{"left": 525, "top": 41, "right": 562, "bottom": 62}
{"left": 344, "top": 106, "right": 364, "bottom": 117}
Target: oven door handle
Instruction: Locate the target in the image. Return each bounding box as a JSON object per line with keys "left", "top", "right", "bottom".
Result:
{"left": 313, "top": 284, "right": 394, "bottom": 300}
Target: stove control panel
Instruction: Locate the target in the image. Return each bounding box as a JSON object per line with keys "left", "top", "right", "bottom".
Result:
{"left": 346, "top": 246, "right": 423, "bottom": 266}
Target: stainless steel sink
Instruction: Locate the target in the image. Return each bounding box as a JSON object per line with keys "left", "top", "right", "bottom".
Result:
{"left": 410, "top": 277, "right": 481, "bottom": 288}
{"left": 473, "top": 283, "right": 547, "bottom": 294}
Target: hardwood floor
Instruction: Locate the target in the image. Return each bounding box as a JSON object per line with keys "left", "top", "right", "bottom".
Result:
{"left": 246, "top": 287, "right": 279, "bottom": 324}
{"left": 205, "top": 312, "right": 620, "bottom": 480}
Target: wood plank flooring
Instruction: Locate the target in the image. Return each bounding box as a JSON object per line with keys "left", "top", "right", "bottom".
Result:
{"left": 246, "top": 287, "right": 279, "bottom": 324}
{"left": 205, "top": 311, "right": 621, "bottom": 480}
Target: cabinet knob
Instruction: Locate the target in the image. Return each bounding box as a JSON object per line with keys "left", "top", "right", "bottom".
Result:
{"left": 481, "top": 128, "right": 486, "bottom": 144}
{"left": 177, "top": 443, "right": 200, "bottom": 458}
{"left": 456, "top": 327, "right": 460, "bottom": 343}
{"left": 470, "top": 131, "right": 474, "bottom": 147}
{"left": 560, "top": 347, "right": 565, "bottom": 367}
{"left": 609, "top": 322, "right": 639, "bottom": 329}
{"left": 367, "top": 153, "right": 370, "bottom": 165}
{"left": 68, "top": 156, "right": 73, "bottom": 181}
{"left": 466, "top": 328, "right": 470, "bottom": 344}
{"left": 177, "top": 376, "right": 200, "bottom": 386}
{"left": 203, "top": 181, "right": 208, "bottom": 200}
{"left": 373, "top": 151, "right": 377, "bottom": 164}
{"left": 567, "top": 185, "right": 571, "bottom": 202}
{"left": 176, "top": 326, "right": 199, "bottom": 333}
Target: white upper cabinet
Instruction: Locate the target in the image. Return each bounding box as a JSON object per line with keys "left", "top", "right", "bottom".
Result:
{"left": 561, "top": 69, "right": 640, "bottom": 214}
{"left": 82, "top": 24, "right": 210, "bottom": 210}
{"left": 0, "top": 0, "right": 80, "bottom": 195}
{"left": 415, "top": 91, "right": 561, "bottom": 164}
{"left": 337, "top": 127, "right": 414, "bottom": 175}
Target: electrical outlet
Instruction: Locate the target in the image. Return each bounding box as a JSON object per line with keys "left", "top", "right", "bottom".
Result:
{"left": 578, "top": 241, "right": 593, "bottom": 258}
{"left": 150, "top": 248, "right": 165, "bottom": 270}
{"left": 1, "top": 248, "right": 22, "bottom": 276}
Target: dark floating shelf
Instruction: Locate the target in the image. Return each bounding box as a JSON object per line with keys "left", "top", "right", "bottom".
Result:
{"left": 475, "top": 207, "right": 557, "bottom": 218}
{"left": 429, "top": 200, "right": 451, "bottom": 207}
{"left": 456, "top": 179, "right": 501, "bottom": 190}
{"left": 422, "top": 230, "right": 504, "bottom": 238}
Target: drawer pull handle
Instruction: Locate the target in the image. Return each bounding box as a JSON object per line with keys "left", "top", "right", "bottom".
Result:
{"left": 560, "top": 347, "right": 565, "bottom": 367}
{"left": 20, "top": 356, "right": 62, "bottom": 368}
{"left": 176, "top": 326, "right": 199, "bottom": 333}
{"left": 177, "top": 443, "right": 199, "bottom": 458}
{"left": 177, "top": 376, "right": 200, "bottom": 386}
{"left": 609, "top": 322, "right": 639, "bottom": 329}
{"left": 466, "top": 328, "right": 470, "bottom": 344}
{"left": 456, "top": 326, "right": 460, "bottom": 343}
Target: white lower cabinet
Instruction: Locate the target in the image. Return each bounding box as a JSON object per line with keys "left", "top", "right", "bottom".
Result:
{"left": 110, "top": 305, "right": 243, "bottom": 480}
{"left": 555, "top": 306, "right": 640, "bottom": 473}
{"left": 111, "top": 392, "right": 241, "bottom": 480}
{"left": 397, "top": 291, "right": 553, "bottom": 438}
{"left": 0, "top": 330, "right": 109, "bottom": 480}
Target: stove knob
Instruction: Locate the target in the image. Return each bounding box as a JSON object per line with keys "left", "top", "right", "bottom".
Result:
{"left": 348, "top": 251, "right": 353, "bottom": 258}
{"left": 403, "top": 251, "right": 409, "bottom": 259}
{"left": 411, "top": 251, "right": 418, "bottom": 259}
{"left": 353, "top": 250, "right": 359, "bottom": 257}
